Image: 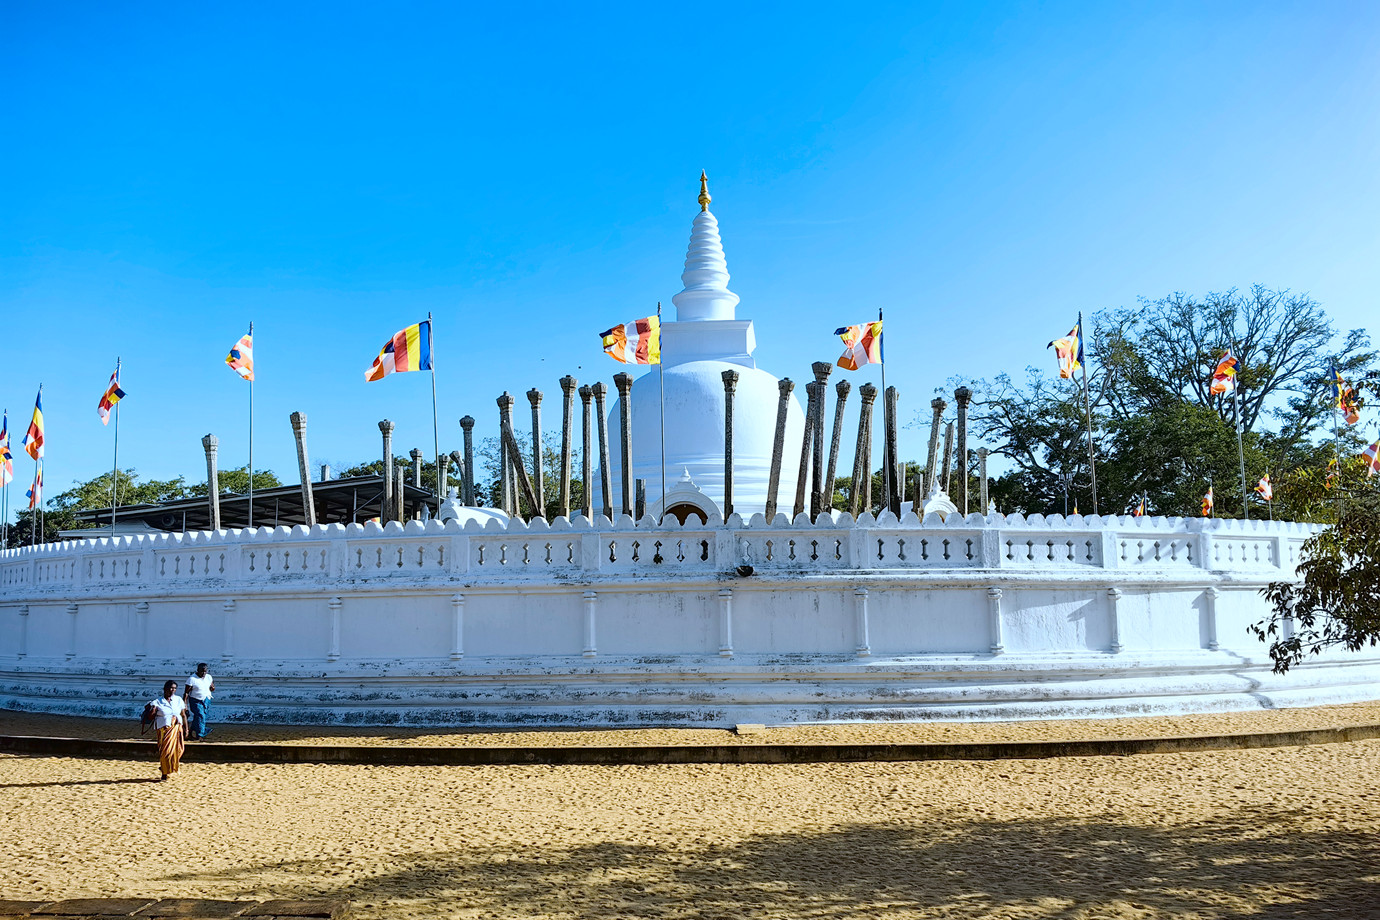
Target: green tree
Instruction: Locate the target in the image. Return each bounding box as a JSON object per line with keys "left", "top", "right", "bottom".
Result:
{"left": 187, "top": 465, "right": 279, "bottom": 497}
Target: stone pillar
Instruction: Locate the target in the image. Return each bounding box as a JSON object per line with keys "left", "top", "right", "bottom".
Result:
{"left": 793, "top": 381, "right": 820, "bottom": 520}
{"left": 320, "top": 464, "right": 331, "bottom": 482}
{"left": 987, "top": 586, "right": 1004, "bottom": 654}
{"left": 559, "top": 376, "right": 577, "bottom": 519}
{"left": 717, "top": 587, "right": 733, "bottom": 657}
{"left": 527, "top": 388, "right": 545, "bottom": 518}
{"left": 1204, "top": 586, "right": 1220, "bottom": 651}
{"left": 613, "top": 372, "right": 634, "bottom": 518}
{"left": 66, "top": 602, "right": 78, "bottom": 659}
{"left": 437, "top": 453, "right": 451, "bottom": 501}
{"left": 449, "top": 451, "right": 465, "bottom": 501}
{"left": 593, "top": 382, "right": 612, "bottom": 520}
{"left": 924, "top": 398, "right": 946, "bottom": 497}
{"left": 582, "top": 590, "right": 597, "bottom": 658}
{"left": 498, "top": 392, "right": 539, "bottom": 516}
{"left": 721, "top": 369, "right": 739, "bottom": 517}
{"left": 1107, "top": 586, "right": 1124, "bottom": 654}
{"left": 410, "top": 448, "right": 423, "bottom": 488}
{"left": 290, "top": 412, "right": 316, "bottom": 527}
{"left": 824, "top": 380, "right": 851, "bottom": 512}
{"left": 810, "top": 362, "right": 833, "bottom": 518}
{"left": 977, "top": 447, "right": 990, "bottom": 513}
{"left": 327, "top": 596, "right": 341, "bottom": 662}
{"left": 497, "top": 395, "right": 514, "bottom": 515}
{"left": 17, "top": 605, "right": 28, "bottom": 659}
{"left": 941, "top": 422, "right": 954, "bottom": 493}
{"left": 884, "top": 386, "right": 901, "bottom": 517}
{"left": 450, "top": 594, "right": 465, "bottom": 660}
{"left": 854, "top": 586, "right": 871, "bottom": 657}
{"left": 635, "top": 478, "right": 647, "bottom": 520}
{"left": 201, "top": 434, "right": 221, "bottom": 531}
{"left": 955, "top": 386, "right": 972, "bottom": 515}
{"left": 378, "top": 420, "right": 395, "bottom": 523}
{"left": 849, "top": 384, "right": 878, "bottom": 516}
{"left": 765, "top": 378, "right": 794, "bottom": 521}
{"left": 221, "top": 599, "right": 234, "bottom": 661}
{"left": 578, "top": 385, "right": 593, "bottom": 519}
{"left": 459, "top": 416, "right": 476, "bottom": 506}
{"left": 134, "top": 602, "right": 148, "bottom": 660}
{"left": 395, "top": 466, "right": 407, "bottom": 522}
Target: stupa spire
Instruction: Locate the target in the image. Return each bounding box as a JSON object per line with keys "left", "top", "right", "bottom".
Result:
{"left": 672, "top": 173, "right": 740, "bottom": 322}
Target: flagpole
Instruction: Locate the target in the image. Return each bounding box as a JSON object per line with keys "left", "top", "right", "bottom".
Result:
{"left": 429, "top": 311, "right": 441, "bottom": 514}
{"left": 1331, "top": 379, "right": 1343, "bottom": 522}
{"left": 247, "top": 321, "right": 254, "bottom": 530}
{"left": 1231, "top": 348, "right": 1248, "bottom": 521}
{"left": 879, "top": 307, "right": 887, "bottom": 514}
{"left": 111, "top": 358, "right": 120, "bottom": 531}
{"left": 1077, "top": 311, "right": 1098, "bottom": 515}
{"left": 657, "top": 302, "right": 666, "bottom": 522}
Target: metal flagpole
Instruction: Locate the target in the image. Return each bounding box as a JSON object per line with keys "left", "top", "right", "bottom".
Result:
{"left": 247, "top": 321, "right": 254, "bottom": 529}
{"left": 429, "top": 312, "right": 441, "bottom": 514}
{"left": 657, "top": 301, "right": 666, "bottom": 522}
{"left": 1230, "top": 343, "right": 1248, "bottom": 520}
{"left": 1077, "top": 311, "right": 1099, "bottom": 515}
{"left": 111, "top": 357, "right": 120, "bottom": 531}
{"left": 1331, "top": 382, "right": 1343, "bottom": 522}
{"left": 878, "top": 307, "right": 887, "bottom": 514}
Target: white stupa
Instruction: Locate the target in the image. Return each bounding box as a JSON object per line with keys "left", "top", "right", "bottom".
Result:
{"left": 608, "top": 175, "right": 805, "bottom": 519}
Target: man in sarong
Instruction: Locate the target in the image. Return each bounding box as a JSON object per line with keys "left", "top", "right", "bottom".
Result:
{"left": 147, "top": 680, "right": 188, "bottom": 780}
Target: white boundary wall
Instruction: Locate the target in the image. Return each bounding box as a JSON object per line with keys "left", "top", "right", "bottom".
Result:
{"left": 2, "top": 510, "right": 1377, "bottom": 726}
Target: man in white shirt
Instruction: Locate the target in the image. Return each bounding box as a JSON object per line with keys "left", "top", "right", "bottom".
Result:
{"left": 147, "top": 680, "right": 188, "bottom": 780}
{"left": 184, "top": 662, "right": 215, "bottom": 740}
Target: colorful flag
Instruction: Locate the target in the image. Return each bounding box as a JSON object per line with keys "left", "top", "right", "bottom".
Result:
{"left": 26, "top": 466, "right": 42, "bottom": 509}
{"left": 1209, "top": 351, "right": 1238, "bottom": 396}
{"left": 600, "top": 316, "right": 661, "bottom": 365}
{"left": 1329, "top": 363, "right": 1361, "bottom": 425}
{"left": 97, "top": 365, "right": 126, "bottom": 426}
{"left": 22, "top": 387, "right": 43, "bottom": 461}
{"left": 1255, "top": 474, "right": 1273, "bottom": 501}
{"left": 226, "top": 332, "right": 254, "bottom": 381}
{"left": 1363, "top": 441, "right": 1380, "bottom": 478}
{"left": 0, "top": 412, "right": 12, "bottom": 487}
{"left": 1325, "top": 457, "right": 1338, "bottom": 490}
{"left": 1132, "top": 496, "right": 1145, "bottom": 517}
{"left": 366, "top": 320, "right": 433, "bottom": 382}
{"left": 835, "top": 320, "right": 884, "bottom": 371}
{"left": 1046, "top": 322, "right": 1083, "bottom": 379}
{"left": 1201, "top": 486, "right": 1214, "bottom": 517}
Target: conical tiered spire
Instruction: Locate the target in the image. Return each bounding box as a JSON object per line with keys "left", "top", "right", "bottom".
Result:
{"left": 672, "top": 172, "right": 740, "bottom": 322}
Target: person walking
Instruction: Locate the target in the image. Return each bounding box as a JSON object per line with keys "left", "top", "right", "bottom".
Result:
{"left": 184, "top": 662, "right": 216, "bottom": 740}
{"left": 146, "top": 680, "right": 187, "bottom": 781}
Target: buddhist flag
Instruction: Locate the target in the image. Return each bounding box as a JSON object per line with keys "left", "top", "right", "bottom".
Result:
{"left": 1363, "top": 441, "right": 1380, "bottom": 478}
{"left": 600, "top": 316, "right": 661, "bottom": 365}
{"left": 226, "top": 332, "right": 254, "bottom": 381}
{"left": 1325, "top": 457, "right": 1338, "bottom": 490}
{"left": 1330, "top": 363, "right": 1361, "bottom": 425}
{"left": 22, "top": 386, "right": 43, "bottom": 461}
{"left": 366, "top": 320, "right": 433, "bottom": 381}
{"left": 0, "top": 412, "right": 13, "bottom": 487}
{"left": 26, "top": 465, "right": 42, "bottom": 509}
{"left": 97, "top": 364, "right": 126, "bottom": 425}
{"left": 835, "top": 320, "right": 883, "bottom": 371}
{"left": 1132, "top": 496, "right": 1145, "bottom": 517}
{"left": 1255, "top": 474, "right": 1273, "bottom": 501}
{"left": 1201, "top": 486, "right": 1214, "bottom": 517}
{"left": 1047, "top": 322, "right": 1083, "bottom": 379}
{"left": 1210, "top": 351, "right": 1238, "bottom": 396}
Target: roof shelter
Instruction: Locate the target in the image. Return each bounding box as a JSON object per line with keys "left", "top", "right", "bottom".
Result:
{"left": 73, "top": 475, "right": 438, "bottom": 533}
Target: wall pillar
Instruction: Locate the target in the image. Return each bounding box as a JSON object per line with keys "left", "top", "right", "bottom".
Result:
{"left": 715, "top": 587, "right": 735, "bottom": 657}
{"left": 987, "top": 586, "right": 1004, "bottom": 654}
{"left": 134, "top": 602, "right": 149, "bottom": 660}
{"left": 592, "top": 382, "right": 612, "bottom": 521}
{"left": 1204, "top": 586, "right": 1220, "bottom": 651}
{"left": 459, "top": 416, "right": 476, "bottom": 506}
{"left": 378, "top": 420, "right": 395, "bottom": 523}
{"left": 437, "top": 453, "right": 451, "bottom": 501}
{"left": 854, "top": 586, "right": 871, "bottom": 657}
{"left": 578, "top": 385, "right": 593, "bottom": 519}
{"left": 450, "top": 593, "right": 465, "bottom": 660}
{"left": 17, "top": 604, "right": 28, "bottom": 659}
{"left": 884, "top": 385, "right": 901, "bottom": 517}
{"left": 810, "top": 362, "right": 833, "bottom": 518}
{"left": 824, "top": 380, "right": 851, "bottom": 512}
{"left": 613, "top": 373, "right": 634, "bottom": 517}
{"left": 924, "top": 397, "right": 946, "bottom": 498}
{"left": 221, "top": 599, "right": 234, "bottom": 661}
{"left": 527, "top": 388, "right": 545, "bottom": 518}
{"left": 582, "top": 589, "right": 597, "bottom": 658}
{"left": 202, "top": 434, "right": 221, "bottom": 531}
{"left": 793, "top": 381, "right": 820, "bottom": 519}
{"left": 559, "top": 376, "right": 577, "bottom": 519}
{"left": 327, "top": 596, "right": 342, "bottom": 662}
{"left": 849, "top": 383, "right": 878, "bottom": 516}
{"left": 290, "top": 412, "right": 316, "bottom": 527}
{"left": 765, "top": 378, "right": 794, "bottom": 521}
{"left": 1107, "top": 586, "right": 1124, "bottom": 654}
{"left": 954, "top": 386, "right": 972, "bottom": 515}
{"left": 66, "top": 602, "right": 78, "bottom": 659}
{"left": 721, "top": 369, "right": 739, "bottom": 517}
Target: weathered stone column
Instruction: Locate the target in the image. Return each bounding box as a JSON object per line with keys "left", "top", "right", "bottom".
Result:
{"left": 497, "top": 394, "right": 515, "bottom": 515}
{"left": 201, "top": 434, "right": 221, "bottom": 531}
{"left": 449, "top": 450, "right": 464, "bottom": 501}
{"left": 498, "top": 392, "right": 539, "bottom": 516}
{"left": 884, "top": 386, "right": 901, "bottom": 517}
{"left": 409, "top": 448, "right": 423, "bottom": 489}
{"left": 395, "top": 466, "right": 407, "bottom": 521}
{"left": 559, "top": 376, "right": 577, "bottom": 518}
{"left": 941, "top": 421, "right": 955, "bottom": 493}
{"left": 613, "top": 372, "right": 634, "bottom": 518}
{"left": 320, "top": 464, "right": 331, "bottom": 482}
{"left": 578, "top": 385, "right": 593, "bottom": 519}
{"left": 721, "top": 369, "right": 739, "bottom": 517}
{"left": 378, "top": 420, "right": 395, "bottom": 523}
{"left": 977, "top": 447, "right": 990, "bottom": 513}
{"left": 592, "top": 382, "right": 612, "bottom": 520}
{"left": 824, "top": 379, "right": 850, "bottom": 511}
{"left": 810, "top": 362, "right": 833, "bottom": 518}
{"left": 925, "top": 397, "right": 947, "bottom": 497}
{"left": 290, "top": 412, "right": 317, "bottom": 527}
{"left": 437, "top": 452, "right": 451, "bottom": 501}
{"left": 635, "top": 478, "right": 647, "bottom": 520}
{"left": 765, "top": 378, "right": 794, "bottom": 521}
{"left": 793, "top": 381, "right": 820, "bottom": 519}
{"left": 527, "top": 388, "right": 545, "bottom": 518}
{"left": 955, "top": 386, "right": 972, "bottom": 515}
{"left": 849, "top": 384, "right": 878, "bottom": 516}
{"left": 459, "top": 416, "right": 476, "bottom": 505}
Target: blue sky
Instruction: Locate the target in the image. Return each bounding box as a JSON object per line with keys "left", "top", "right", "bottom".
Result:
{"left": 2, "top": 1, "right": 1377, "bottom": 506}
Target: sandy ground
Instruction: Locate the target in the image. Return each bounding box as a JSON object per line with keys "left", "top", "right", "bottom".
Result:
{"left": 3, "top": 707, "right": 1380, "bottom": 918}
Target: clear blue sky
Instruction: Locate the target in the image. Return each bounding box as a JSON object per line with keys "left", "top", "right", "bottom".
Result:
{"left": 2, "top": 1, "right": 1377, "bottom": 506}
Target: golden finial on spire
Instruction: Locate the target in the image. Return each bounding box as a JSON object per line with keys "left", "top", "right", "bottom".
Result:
{"left": 698, "top": 170, "right": 711, "bottom": 211}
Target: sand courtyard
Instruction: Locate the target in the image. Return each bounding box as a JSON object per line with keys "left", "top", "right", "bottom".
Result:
{"left": 2, "top": 707, "right": 1379, "bottom": 919}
